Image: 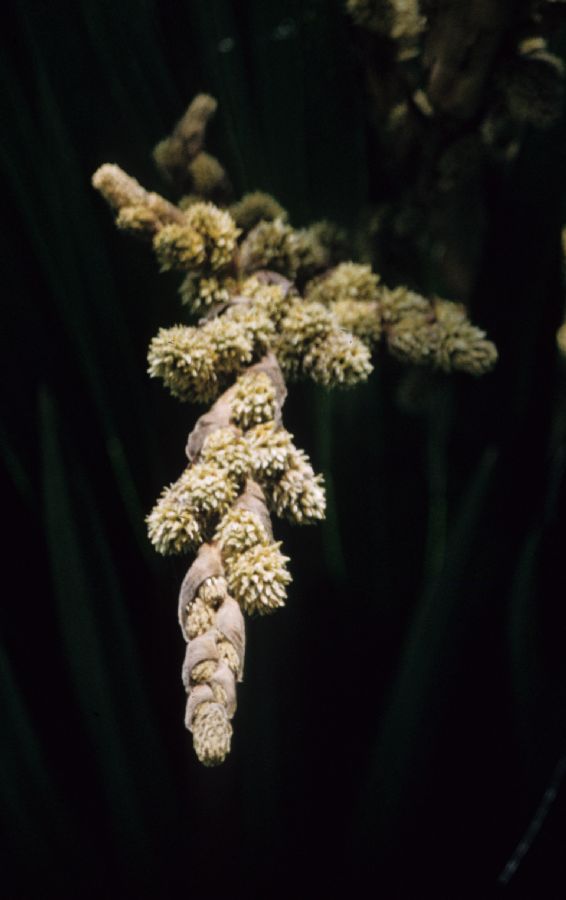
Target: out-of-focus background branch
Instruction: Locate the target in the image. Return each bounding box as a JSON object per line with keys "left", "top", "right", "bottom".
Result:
{"left": 2, "top": 0, "right": 566, "bottom": 895}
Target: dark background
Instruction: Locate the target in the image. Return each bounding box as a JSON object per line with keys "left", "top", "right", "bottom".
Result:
{"left": 2, "top": 1, "right": 566, "bottom": 896}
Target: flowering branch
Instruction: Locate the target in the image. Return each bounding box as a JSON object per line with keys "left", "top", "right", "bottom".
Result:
{"left": 92, "top": 92, "right": 497, "bottom": 765}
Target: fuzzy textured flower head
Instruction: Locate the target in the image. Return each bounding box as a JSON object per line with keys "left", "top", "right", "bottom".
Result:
{"left": 303, "top": 330, "right": 373, "bottom": 387}
{"left": 275, "top": 301, "right": 335, "bottom": 378}
{"left": 153, "top": 223, "right": 206, "bottom": 271}
{"left": 378, "top": 285, "right": 430, "bottom": 325}
{"left": 269, "top": 449, "right": 326, "bottom": 524}
{"left": 240, "top": 278, "right": 290, "bottom": 324}
{"left": 231, "top": 370, "right": 278, "bottom": 430}
{"left": 147, "top": 325, "right": 219, "bottom": 402}
{"left": 180, "top": 461, "right": 238, "bottom": 518}
{"left": 192, "top": 702, "right": 232, "bottom": 766}
{"left": 200, "top": 427, "right": 251, "bottom": 481}
{"left": 227, "top": 541, "right": 292, "bottom": 615}
{"left": 244, "top": 422, "right": 295, "bottom": 479}
{"left": 146, "top": 476, "right": 203, "bottom": 555}
{"left": 184, "top": 202, "right": 241, "bottom": 270}
{"left": 239, "top": 218, "right": 300, "bottom": 277}
{"left": 306, "top": 262, "right": 381, "bottom": 306}
{"left": 200, "top": 316, "right": 255, "bottom": 376}
{"left": 214, "top": 506, "right": 270, "bottom": 564}
{"left": 386, "top": 312, "right": 438, "bottom": 367}
{"left": 179, "top": 273, "right": 236, "bottom": 312}
{"left": 330, "top": 299, "right": 382, "bottom": 346}
{"left": 116, "top": 204, "right": 160, "bottom": 237}
{"left": 224, "top": 303, "right": 276, "bottom": 354}
{"left": 229, "top": 192, "right": 288, "bottom": 232}
{"left": 432, "top": 299, "right": 498, "bottom": 375}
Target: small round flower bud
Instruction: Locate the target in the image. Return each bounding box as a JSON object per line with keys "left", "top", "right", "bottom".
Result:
{"left": 269, "top": 450, "right": 326, "bottom": 524}
{"left": 227, "top": 542, "right": 292, "bottom": 615}
{"left": 184, "top": 202, "right": 240, "bottom": 270}
{"left": 231, "top": 371, "right": 278, "bottom": 429}
{"left": 201, "top": 316, "right": 255, "bottom": 374}
{"left": 215, "top": 507, "right": 270, "bottom": 563}
{"left": 245, "top": 423, "right": 295, "bottom": 479}
{"left": 229, "top": 192, "right": 288, "bottom": 232}
{"left": 330, "top": 299, "right": 382, "bottom": 346}
{"left": 200, "top": 427, "right": 251, "bottom": 481}
{"left": 147, "top": 325, "right": 220, "bottom": 403}
{"left": 181, "top": 462, "right": 238, "bottom": 518}
{"left": 306, "top": 262, "right": 381, "bottom": 305}
{"left": 192, "top": 702, "right": 232, "bottom": 766}
{"left": 303, "top": 330, "right": 373, "bottom": 387}
{"left": 239, "top": 218, "right": 300, "bottom": 276}
{"left": 179, "top": 273, "right": 236, "bottom": 312}
{"left": 153, "top": 223, "right": 206, "bottom": 271}
{"left": 387, "top": 313, "right": 438, "bottom": 366}
{"left": 275, "top": 301, "right": 335, "bottom": 378}
{"left": 146, "top": 477, "right": 203, "bottom": 555}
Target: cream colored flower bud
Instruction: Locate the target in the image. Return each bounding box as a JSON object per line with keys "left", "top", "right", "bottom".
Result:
{"left": 433, "top": 299, "right": 498, "bottom": 375}
{"left": 153, "top": 223, "right": 206, "bottom": 271}
{"left": 275, "top": 301, "right": 335, "bottom": 378}
{"left": 227, "top": 542, "right": 292, "bottom": 615}
{"left": 245, "top": 423, "right": 295, "bottom": 479}
{"left": 231, "top": 371, "right": 278, "bottom": 429}
{"left": 146, "top": 478, "right": 203, "bottom": 555}
{"left": 241, "top": 278, "right": 290, "bottom": 324}
{"left": 306, "top": 262, "right": 381, "bottom": 305}
{"left": 330, "top": 299, "right": 382, "bottom": 346}
{"left": 179, "top": 273, "right": 236, "bottom": 312}
{"left": 225, "top": 303, "right": 276, "bottom": 353}
{"left": 180, "top": 462, "right": 238, "bottom": 518}
{"left": 147, "top": 325, "right": 219, "bottom": 403}
{"left": 387, "top": 313, "right": 438, "bottom": 366}
{"left": 239, "top": 218, "right": 300, "bottom": 276}
{"left": 269, "top": 451, "right": 326, "bottom": 524}
{"left": 116, "top": 205, "right": 161, "bottom": 237}
{"left": 200, "top": 316, "right": 255, "bottom": 376}
{"left": 192, "top": 702, "right": 232, "bottom": 766}
{"left": 184, "top": 202, "right": 240, "bottom": 270}
{"left": 303, "top": 330, "right": 373, "bottom": 386}
{"left": 215, "top": 507, "right": 270, "bottom": 563}
{"left": 379, "top": 286, "right": 430, "bottom": 325}
{"left": 200, "top": 427, "right": 251, "bottom": 481}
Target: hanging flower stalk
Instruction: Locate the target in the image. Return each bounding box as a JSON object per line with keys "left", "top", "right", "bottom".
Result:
{"left": 92, "top": 94, "right": 497, "bottom": 766}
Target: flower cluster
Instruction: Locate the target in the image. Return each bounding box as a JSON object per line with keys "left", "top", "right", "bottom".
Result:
{"left": 179, "top": 545, "right": 245, "bottom": 766}
{"left": 92, "top": 92, "right": 497, "bottom": 766}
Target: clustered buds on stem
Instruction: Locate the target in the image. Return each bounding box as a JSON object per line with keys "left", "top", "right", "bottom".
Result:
{"left": 92, "top": 92, "right": 497, "bottom": 765}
